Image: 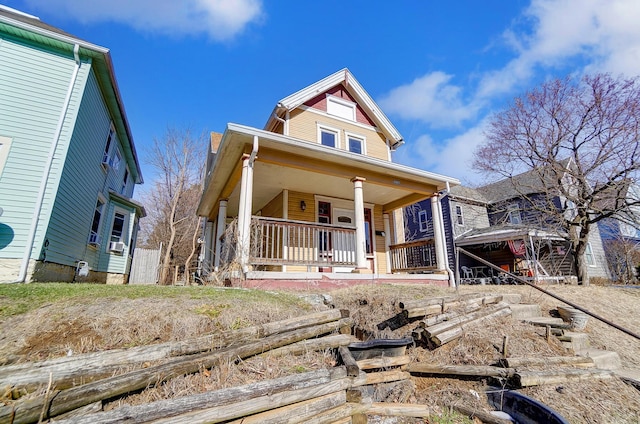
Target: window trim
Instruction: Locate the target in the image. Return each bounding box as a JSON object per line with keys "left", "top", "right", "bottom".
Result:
{"left": 584, "top": 242, "right": 596, "bottom": 267}
{"left": 107, "top": 207, "right": 129, "bottom": 254}
{"left": 317, "top": 124, "right": 341, "bottom": 149}
{"left": 0, "top": 135, "right": 13, "bottom": 178}
{"left": 326, "top": 95, "right": 356, "bottom": 121}
{"left": 507, "top": 203, "right": 522, "bottom": 225}
{"left": 102, "top": 124, "right": 115, "bottom": 168}
{"left": 345, "top": 131, "right": 366, "bottom": 155}
{"left": 88, "top": 193, "right": 107, "bottom": 247}
{"left": 455, "top": 205, "right": 464, "bottom": 226}
{"left": 418, "top": 210, "right": 428, "bottom": 232}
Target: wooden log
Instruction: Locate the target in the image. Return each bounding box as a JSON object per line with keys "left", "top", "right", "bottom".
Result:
{"left": 407, "top": 364, "right": 515, "bottom": 378}
{"left": 352, "top": 370, "right": 412, "bottom": 386}
{"left": 149, "top": 378, "right": 352, "bottom": 424}
{"left": 52, "top": 368, "right": 349, "bottom": 424}
{"left": 224, "top": 391, "right": 346, "bottom": 424}
{"left": 418, "top": 303, "right": 482, "bottom": 328}
{"left": 261, "top": 334, "right": 357, "bottom": 358}
{"left": 356, "top": 355, "right": 411, "bottom": 370}
{"left": 403, "top": 304, "right": 442, "bottom": 319}
{"left": 367, "top": 402, "right": 431, "bottom": 417}
{"left": 398, "top": 293, "right": 486, "bottom": 310}
{"left": 515, "top": 369, "right": 614, "bottom": 388}
{"left": 500, "top": 356, "right": 595, "bottom": 368}
{"left": 0, "top": 309, "right": 349, "bottom": 391}
{"left": 448, "top": 403, "right": 513, "bottom": 424}
{"left": 425, "top": 302, "right": 510, "bottom": 338}
{"left": 525, "top": 320, "right": 572, "bottom": 330}
{"left": 285, "top": 402, "right": 369, "bottom": 424}
{"left": 431, "top": 307, "right": 512, "bottom": 347}
{"left": 0, "top": 318, "right": 353, "bottom": 424}
{"left": 338, "top": 346, "right": 360, "bottom": 377}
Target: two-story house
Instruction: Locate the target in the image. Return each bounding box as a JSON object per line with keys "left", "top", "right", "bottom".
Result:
{"left": 0, "top": 6, "right": 144, "bottom": 284}
{"left": 405, "top": 164, "right": 610, "bottom": 283}
{"left": 197, "top": 69, "right": 461, "bottom": 287}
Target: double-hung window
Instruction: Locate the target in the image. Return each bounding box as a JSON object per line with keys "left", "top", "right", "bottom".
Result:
{"left": 318, "top": 126, "right": 339, "bottom": 148}
{"left": 507, "top": 204, "right": 522, "bottom": 225}
{"left": 455, "top": 205, "right": 464, "bottom": 225}
{"left": 419, "top": 210, "right": 428, "bottom": 232}
{"left": 347, "top": 134, "right": 364, "bottom": 154}
{"left": 121, "top": 168, "right": 129, "bottom": 195}
{"left": 88, "top": 197, "right": 105, "bottom": 245}
{"left": 102, "top": 127, "right": 114, "bottom": 167}
{"left": 111, "top": 212, "right": 126, "bottom": 243}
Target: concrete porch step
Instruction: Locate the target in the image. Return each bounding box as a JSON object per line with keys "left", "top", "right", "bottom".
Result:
{"left": 523, "top": 316, "right": 566, "bottom": 326}
{"left": 510, "top": 304, "right": 541, "bottom": 320}
{"left": 577, "top": 348, "right": 621, "bottom": 370}
{"left": 558, "top": 331, "right": 590, "bottom": 353}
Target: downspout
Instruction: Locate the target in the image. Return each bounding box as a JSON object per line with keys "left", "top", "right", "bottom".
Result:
{"left": 271, "top": 109, "right": 289, "bottom": 136}
{"left": 14, "top": 44, "right": 81, "bottom": 283}
{"left": 439, "top": 182, "right": 456, "bottom": 287}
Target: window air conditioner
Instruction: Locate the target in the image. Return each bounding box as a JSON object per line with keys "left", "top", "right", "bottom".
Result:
{"left": 88, "top": 232, "right": 101, "bottom": 245}
{"left": 109, "top": 241, "right": 125, "bottom": 253}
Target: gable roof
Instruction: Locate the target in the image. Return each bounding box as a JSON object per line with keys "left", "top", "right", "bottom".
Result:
{"left": 477, "top": 158, "right": 573, "bottom": 203}
{"left": 448, "top": 185, "right": 489, "bottom": 204}
{"left": 0, "top": 5, "right": 143, "bottom": 184}
{"left": 265, "top": 68, "right": 404, "bottom": 149}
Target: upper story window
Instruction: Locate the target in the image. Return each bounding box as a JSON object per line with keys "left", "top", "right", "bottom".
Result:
{"left": 318, "top": 125, "right": 339, "bottom": 148}
{"left": 88, "top": 195, "right": 106, "bottom": 246}
{"left": 585, "top": 242, "right": 596, "bottom": 266}
{"left": 419, "top": 210, "right": 428, "bottom": 232}
{"left": 455, "top": 205, "right": 464, "bottom": 225}
{"left": 507, "top": 203, "right": 522, "bottom": 225}
{"left": 347, "top": 134, "right": 364, "bottom": 154}
{"left": 112, "top": 149, "right": 122, "bottom": 171}
{"left": 102, "top": 126, "right": 114, "bottom": 166}
{"left": 326, "top": 95, "right": 356, "bottom": 121}
{"left": 121, "top": 168, "right": 129, "bottom": 195}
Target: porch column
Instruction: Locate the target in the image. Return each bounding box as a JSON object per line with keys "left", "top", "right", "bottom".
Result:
{"left": 383, "top": 213, "right": 391, "bottom": 274}
{"left": 237, "top": 153, "right": 255, "bottom": 272}
{"left": 431, "top": 195, "right": 446, "bottom": 271}
{"left": 214, "top": 199, "right": 228, "bottom": 271}
{"left": 351, "top": 177, "right": 368, "bottom": 271}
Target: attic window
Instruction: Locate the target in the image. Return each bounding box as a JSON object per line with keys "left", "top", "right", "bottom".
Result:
{"left": 326, "top": 96, "right": 355, "bottom": 121}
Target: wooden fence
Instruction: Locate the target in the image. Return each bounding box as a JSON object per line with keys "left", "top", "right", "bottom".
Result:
{"left": 128, "top": 246, "right": 162, "bottom": 285}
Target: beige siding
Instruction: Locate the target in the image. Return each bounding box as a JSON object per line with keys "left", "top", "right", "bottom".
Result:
{"left": 373, "top": 204, "right": 388, "bottom": 274}
{"left": 451, "top": 201, "right": 490, "bottom": 239}
{"left": 287, "top": 109, "right": 390, "bottom": 161}
{"left": 287, "top": 191, "right": 316, "bottom": 222}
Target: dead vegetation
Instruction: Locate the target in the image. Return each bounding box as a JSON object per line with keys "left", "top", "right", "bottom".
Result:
{"left": 1, "top": 283, "right": 640, "bottom": 423}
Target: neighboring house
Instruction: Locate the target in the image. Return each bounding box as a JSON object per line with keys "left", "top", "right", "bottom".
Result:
{"left": 405, "top": 164, "right": 611, "bottom": 282}
{"left": 598, "top": 182, "right": 640, "bottom": 282}
{"left": 0, "top": 6, "right": 144, "bottom": 284}
{"left": 197, "top": 69, "right": 460, "bottom": 286}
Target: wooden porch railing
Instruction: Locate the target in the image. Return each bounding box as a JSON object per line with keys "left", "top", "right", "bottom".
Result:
{"left": 250, "top": 216, "right": 357, "bottom": 267}
{"left": 389, "top": 238, "right": 437, "bottom": 273}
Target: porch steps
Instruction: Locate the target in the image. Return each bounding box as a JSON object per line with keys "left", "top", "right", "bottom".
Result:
{"left": 523, "top": 316, "right": 566, "bottom": 326}
{"left": 509, "top": 304, "right": 541, "bottom": 320}
{"left": 558, "top": 331, "right": 590, "bottom": 352}
{"left": 576, "top": 348, "right": 621, "bottom": 370}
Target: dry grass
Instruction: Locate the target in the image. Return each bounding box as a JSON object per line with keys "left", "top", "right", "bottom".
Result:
{"left": 2, "top": 282, "right": 640, "bottom": 423}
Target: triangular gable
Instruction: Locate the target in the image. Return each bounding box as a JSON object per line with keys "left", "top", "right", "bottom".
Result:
{"left": 265, "top": 68, "right": 404, "bottom": 149}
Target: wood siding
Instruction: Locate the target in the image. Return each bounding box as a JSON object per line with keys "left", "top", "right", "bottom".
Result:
{"left": 287, "top": 109, "right": 390, "bottom": 161}
{"left": 0, "top": 35, "right": 80, "bottom": 260}
{"left": 261, "top": 191, "right": 284, "bottom": 219}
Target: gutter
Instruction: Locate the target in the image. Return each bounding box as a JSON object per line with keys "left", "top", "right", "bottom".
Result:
{"left": 14, "top": 44, "right": 81, "bottom": 283}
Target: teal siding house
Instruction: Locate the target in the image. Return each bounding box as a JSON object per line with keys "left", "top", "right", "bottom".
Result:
{"left": 0, "top": 6, "right": 144, "bottom": 284}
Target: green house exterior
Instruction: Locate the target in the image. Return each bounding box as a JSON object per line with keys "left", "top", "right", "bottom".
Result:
{"left": 0, "top": 6, "right": 144, "bottom": 284}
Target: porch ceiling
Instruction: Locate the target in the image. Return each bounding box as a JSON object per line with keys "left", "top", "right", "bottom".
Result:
{"left": 198, "top": 124, "right": 461, "bottom": 219}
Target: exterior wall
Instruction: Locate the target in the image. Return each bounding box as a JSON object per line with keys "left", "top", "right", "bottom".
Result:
{"left": 449, "top": 199, "right": 490, "bottom": 239}
{"left": 585, "top": 223, "right": 611, "bottom": 279}
{"left": 287, "top": 191, "right": 316, "bottom": 222}
{"left": 304, "top": 84, "right": 376, "bottom": 127}
{"left": 373, "top": 204, "right": 387, "bottom": 274}
{"left": 0, "top": 34, "right": 82, "bottom": 265}
{"left": 261, "top": 191, "right": 284, "bottom": 218}
{"left": 287, "top": 109, "right": 390, "bottom": 161}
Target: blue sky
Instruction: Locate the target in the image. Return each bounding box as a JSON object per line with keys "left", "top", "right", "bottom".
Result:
{"left": 5, "top": 0, "right": 640, "bottom": 190}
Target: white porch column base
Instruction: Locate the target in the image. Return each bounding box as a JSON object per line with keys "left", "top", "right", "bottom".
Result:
{"left": 214, "top": 200, "right": 228, "bottom": 272}
{"left": 351, "top": 176, "right": 369, "bottom": 272}
{"left": 431, "top": 195, "right": 446, "bottom": 271}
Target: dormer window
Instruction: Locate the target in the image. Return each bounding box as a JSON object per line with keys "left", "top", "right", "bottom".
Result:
{"left": 326, "top": 95, "right": 356, "bottom": 121}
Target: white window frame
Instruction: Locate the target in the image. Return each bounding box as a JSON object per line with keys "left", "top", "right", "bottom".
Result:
{"left": 455, "top": 205, "right": 464, "bottom": 226}
{"left": 0, "top": 135, "right": 13, "bottom": 177}
{"left": 345, "top": 132, "right": 366, "bottom": 155}
{"left": 584, "top": 242, "right": 596, "bottom": 266}
{"left": 102, "top": 124, "right": 115, "bottom": 168}
{"left": 317, "top": 124, "right": 340, "bottom": 149}
{"left": 507, "top": 203, "right": 522, "bottom": 225}
{"left": 121, "top": 166, "right": 130, "bottom": 195}
{"left": 326, "top": 95, "right": 356, "bottom": 121}
{"left": 112, "top": 148, "right": 122, "bottom": 172}
{"left": 88, "top": 193, "right": 107, "bottom": 247}
{"left": 418, "top": 210, "right": 428, "bottom": 232}
{"left": 107, "top": 207, "right": 129, "bottom": 253}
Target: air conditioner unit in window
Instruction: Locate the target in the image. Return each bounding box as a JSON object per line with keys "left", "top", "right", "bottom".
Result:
{"left": 109, "top": 241, "right": 125, "bottom": 253}
{"left": 88, "top": 232, "right": 101, "bottom": 246}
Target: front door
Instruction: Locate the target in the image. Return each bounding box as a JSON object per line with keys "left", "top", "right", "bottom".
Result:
{"left": 332, "top": 208, "right": 356, "bottom": 272}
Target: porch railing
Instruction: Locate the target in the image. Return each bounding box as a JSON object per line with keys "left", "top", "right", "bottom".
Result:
{"left": 251, "top": 216, "right": 357, "bottom": 267}
{"left": 389, "top": 238, "right": 437, "bottom": 273}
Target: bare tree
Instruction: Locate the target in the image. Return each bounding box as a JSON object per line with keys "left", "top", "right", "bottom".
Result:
{"left": 142, "top": 128, "right": 205, "bottom": 285}
{"left": 474, "top": 74, "right": 640, "bottom": 285}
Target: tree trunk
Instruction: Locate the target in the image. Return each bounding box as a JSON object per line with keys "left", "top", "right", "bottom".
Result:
{"left": 184, "top": 216, "right": 202, "bottom": 285}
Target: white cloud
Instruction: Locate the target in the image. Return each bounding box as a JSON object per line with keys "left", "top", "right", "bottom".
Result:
{"left": 377, "top": 72, "right": 479, "bottom": 128}
{"left": 393, "top": 124, "right": 488, "bottom": 185}
{"left": 24, "top": 0, "right": 263, "bottom": 40}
